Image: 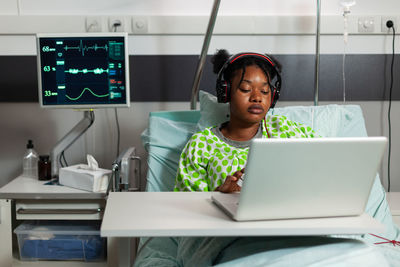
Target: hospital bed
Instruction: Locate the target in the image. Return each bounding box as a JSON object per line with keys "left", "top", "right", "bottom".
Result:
{"left": 134, "top": 90, "right": 400, "bottom": 266}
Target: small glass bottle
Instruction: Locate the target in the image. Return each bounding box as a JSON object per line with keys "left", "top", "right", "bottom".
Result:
{"left": 38, "top": 155, "right": 52, "bottom": 181}
{"left": 22, "top": 140, "right": 39, "bottom": 179}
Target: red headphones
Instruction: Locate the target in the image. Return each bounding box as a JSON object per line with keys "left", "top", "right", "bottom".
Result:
{"left": 215, "top": 52, "right": 282, "bottom": 108}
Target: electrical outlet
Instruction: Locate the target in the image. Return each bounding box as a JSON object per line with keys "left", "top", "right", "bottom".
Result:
{"left": 358, "top": 17, "right": 375, "bottom": 33}
{"left": 86, "top": 16, "right": 103, "bottom": 32}
{"left": 109, "top": 16, "right": 126, "bottom": 32}
{"left": 381, "top": 16, "right": 397, "bottom": 32}
{"left": 132, "top": 17, "right": 148, "bottom": 34}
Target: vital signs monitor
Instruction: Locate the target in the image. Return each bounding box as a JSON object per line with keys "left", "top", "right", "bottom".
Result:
{"left": 37, "top": 33, "right": 130, "bottom": 108}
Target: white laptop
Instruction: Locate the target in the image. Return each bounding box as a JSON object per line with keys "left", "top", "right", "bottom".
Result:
{"left": 211, "top": 137, "right": 387, "bottom": 221}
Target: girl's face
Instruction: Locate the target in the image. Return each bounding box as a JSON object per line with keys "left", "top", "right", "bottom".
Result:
{"left": 229, "top": 65, "right": 271, "bottom": 125}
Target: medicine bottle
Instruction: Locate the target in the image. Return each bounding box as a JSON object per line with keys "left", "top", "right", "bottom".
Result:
{"left": 22, "top": 140, "right": 39, "bottom": 179}
{"left": 38, "top": 155, "right": 52, "bottom": 181}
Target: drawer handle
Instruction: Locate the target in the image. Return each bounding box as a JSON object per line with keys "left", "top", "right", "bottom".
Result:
{"left": 17, "top": 208, "right": 103, "bottom": 215}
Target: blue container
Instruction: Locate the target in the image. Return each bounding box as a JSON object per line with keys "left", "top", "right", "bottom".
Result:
{"left": 14, "top": 221, "right": 105, "bottom": 261}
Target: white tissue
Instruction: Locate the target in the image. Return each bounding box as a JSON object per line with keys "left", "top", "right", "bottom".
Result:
{"left": 77, "top": 154, "right": 99, "bottom": 171}
{"left": 87, "top": 154, "right": 99, "bottom": 170}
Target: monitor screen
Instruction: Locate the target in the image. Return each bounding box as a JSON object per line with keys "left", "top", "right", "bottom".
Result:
{"left": 37, "top": 33, "right": 130, "bottom": 108}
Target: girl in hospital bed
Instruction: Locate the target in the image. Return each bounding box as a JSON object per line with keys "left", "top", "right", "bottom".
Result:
{"left": 174, "top": 50, "right": 317, "bottom": 193}
{"left": 135, "top": 50, "right": 400, "bottom": 267}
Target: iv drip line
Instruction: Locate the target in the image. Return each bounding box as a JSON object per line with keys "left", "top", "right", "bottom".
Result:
{"left": 342, "top": 39, "right": 347, "bottom": 102}
{"left": 342, "top": 6, "right": 350, "bottom": 103}
{"left": 17, "top": 0, "right": 21, "bottom": 15}
{"left": 340, "top": 0, "right": 356, "bottom": 102}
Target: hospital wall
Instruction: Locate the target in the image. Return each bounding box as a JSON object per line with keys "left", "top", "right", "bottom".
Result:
{"left": 1, "top": 0, "right": 400, "bottom": 192}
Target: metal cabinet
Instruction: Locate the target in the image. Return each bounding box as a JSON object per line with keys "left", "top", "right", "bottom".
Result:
{"left": 0, "top": 176, "right": 113, "bottom": 267}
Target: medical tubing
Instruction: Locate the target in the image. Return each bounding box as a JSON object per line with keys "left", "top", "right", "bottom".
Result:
{"left": 342, "top": 7, "right": 350, "bottom": 44}
{"left": 342, "top": 50, "right": 346, "bottom": 102}
{"left": 16, "top": 0, "right": 21, "bottom": 15}
{"left": 342, "top": 5, "right": 352, "bottom": 103}
{"left": 342, "top": 11, "right": 348, "bottom": 103}
{"left": 387, "top": 25, "right": 395, "bottom": 192}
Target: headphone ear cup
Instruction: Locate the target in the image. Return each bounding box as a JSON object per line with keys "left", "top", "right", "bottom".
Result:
{"left": 270, "top": 77, "right": 281, "bottom": 108}
{"left": 270, "top": 87, "right": 280, "bottom": 108}
{"left": 216, "top": 80, "right": 230, "bottom": 103}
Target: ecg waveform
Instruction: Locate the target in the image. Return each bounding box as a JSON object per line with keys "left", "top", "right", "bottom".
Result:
{"left": 63, "top": 40, "right": 108, "bottom": 56}
{"left": 65, "top": 87, "right": 109, "bottom": 101}
{"left": 64, "top": 68, "right": 109, "bottom": 75}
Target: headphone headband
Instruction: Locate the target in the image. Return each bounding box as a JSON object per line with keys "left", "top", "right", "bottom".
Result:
{"left": 215, "top": 52, "right": 282, "bottom": 108}
{"left": 230, "top": 53, "right": 275, "bottom": 67}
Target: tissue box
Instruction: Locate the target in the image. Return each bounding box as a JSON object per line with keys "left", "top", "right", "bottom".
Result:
{"left": 59, "top": 164, "right": 111, "bottom": 192}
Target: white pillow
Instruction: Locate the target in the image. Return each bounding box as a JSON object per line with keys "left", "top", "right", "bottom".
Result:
{"left": 197, "top": 90, "right": 229, "bottom": 129}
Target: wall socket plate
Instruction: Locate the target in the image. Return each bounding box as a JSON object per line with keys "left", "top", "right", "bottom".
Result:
{"left": 358, "top": 17, "right": 375, "bottom": 33}
{"left": 381, "top": 16, "right": 397, "bottom": 32}
{"left": 109, "top": 16, "right": 126, "bottom": 32}
{"left": 132, "top": 17, "right": 148, "bottom": 34}
{"left": 86, "top": 16, "right": 103, "bottom": 32}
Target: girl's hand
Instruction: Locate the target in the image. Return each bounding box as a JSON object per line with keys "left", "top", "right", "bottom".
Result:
{"left": 215, "top": 169, "right": 244, "bottom": 193}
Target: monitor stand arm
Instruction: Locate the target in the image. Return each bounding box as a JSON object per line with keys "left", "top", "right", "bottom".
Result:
{"left": 50, "top": 111, "right": 94, "bottom": 178}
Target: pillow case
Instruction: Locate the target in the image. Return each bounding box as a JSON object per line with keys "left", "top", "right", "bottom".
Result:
{"left": 197, "top": 90, "right": 229, "bottom": 130}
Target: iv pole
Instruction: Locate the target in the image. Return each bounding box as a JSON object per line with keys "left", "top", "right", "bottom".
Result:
{"left": 190, "top": 0, "right": 221, "bottom": 110}
{"left": 314, "top": 0, "right": 321, "bottom": 106}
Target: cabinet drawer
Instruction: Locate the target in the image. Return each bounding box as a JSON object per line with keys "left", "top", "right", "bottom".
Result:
{"left": 15, "top": 199, "right": 105, "bottom": 220}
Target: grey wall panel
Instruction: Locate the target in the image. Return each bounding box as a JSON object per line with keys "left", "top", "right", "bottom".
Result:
{"left": 0, "top": 56, "right": 38, "bottom": 102}
{"left": 0, "top": 54, "right": 399, "bottom": 102}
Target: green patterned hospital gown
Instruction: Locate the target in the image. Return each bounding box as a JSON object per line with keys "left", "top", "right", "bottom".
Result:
{"left": 174, "top": 115, "right": 317, "bottom": 192}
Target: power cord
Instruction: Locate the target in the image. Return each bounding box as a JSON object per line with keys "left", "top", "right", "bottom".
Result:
{"left": 59, "top": 152, "right": 65, "bottom": 168}
{"left": 386, "top": 20, "right": 395, "bottom": 192}
{"left": 112, "top": 22, "right": 121, "bottom": 32}
{"left": 16, "top": 0, "right": 21, "bottom": 15}
{"left": 115, "top": 108, "right": 121, "bottom": 157}
{"left": 112, "top": 22, "right": 122, "bottom": 158}
{"left": 61, "top": 151, "right": 68, "bottom": 167}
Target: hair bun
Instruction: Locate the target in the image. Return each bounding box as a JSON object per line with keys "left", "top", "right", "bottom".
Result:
{"left": 211, "top": 49, "right": 230, "bottom": 74}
